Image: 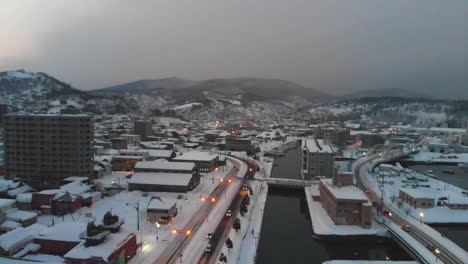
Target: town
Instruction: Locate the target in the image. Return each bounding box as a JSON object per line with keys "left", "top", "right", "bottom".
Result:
{"left": 0, "top": 87, "right": 467, "bottom": 264}
{"left": 1, "top": 1, "right": 468, "bottom": 263}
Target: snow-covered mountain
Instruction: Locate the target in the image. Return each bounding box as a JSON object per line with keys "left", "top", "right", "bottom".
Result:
{"left": 0, "top": 70, "right": 139, "bottom": 114}
{"left": 90, "top": 77, "right": 329, "bottom": 120}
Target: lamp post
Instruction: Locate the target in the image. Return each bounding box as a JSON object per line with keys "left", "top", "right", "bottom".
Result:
{"left": 434, "top": 248, "right": 440, "bottom": 262}
{"left": 419, "top": 212, "right": 424, "bottom": 223}
{"left": 127, "top": 202, "right": 140, "bottom": 230}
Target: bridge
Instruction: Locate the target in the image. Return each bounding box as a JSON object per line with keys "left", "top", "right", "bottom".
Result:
{"left": 354, "top": 142, "right": 467, "bottom": 264}
{"left": 261, "top": 178, "right": 317, "bottom": 189}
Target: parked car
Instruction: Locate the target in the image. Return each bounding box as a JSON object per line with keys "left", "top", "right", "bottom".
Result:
{"left": 402, "top": 225, "right": 411, "bottom": 232}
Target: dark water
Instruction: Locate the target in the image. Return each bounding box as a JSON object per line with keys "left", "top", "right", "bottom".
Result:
{"left": 409, "top": 164, "right": 468, "bottom": 190}
{"left": 409, "top": 164, "right": 468, "bottom": 252}
{"left": 257, "top": 145, "right": 413, "bottom": 264}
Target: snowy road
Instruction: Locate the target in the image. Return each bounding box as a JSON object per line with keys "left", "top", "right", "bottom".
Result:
{"left": 153, "top": 157, "right": 247, "bottom": 264}
{"left": 354, "top": 151, "right": 467, "bottom": 264}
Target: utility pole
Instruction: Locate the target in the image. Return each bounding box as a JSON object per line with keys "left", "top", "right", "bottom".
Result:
{"left": 136, "top": 202, "right": 140, "bottom": 231}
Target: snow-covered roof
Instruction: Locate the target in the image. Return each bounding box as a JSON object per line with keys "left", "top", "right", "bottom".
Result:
{"left": 64, "top": 231, "right": 135, "bottom": 261}
{"left": 320, "top": 179, "right": 368, "bottom": 201}
{"left": 173, "top": 151, "right": 218, "bottom": 162}
{"left": 135, "top": 159, "right": 195, "bottom": 171}
{"left": 147, "top": 150, "right": 174, "bottom": 158}
{"left": 23, "top": 254, "right": 65, "bottom": 263}
{"left": 400, "top": 188, "right": 437, "bottom": 199}
{"left": 147, "top": 197, "right": 178, "bottom": 210}
{"left": 0, "top": 198, "right": 16, "bottom": 209}
{"left": 60, "top": 181, "right": 91, "bottom": 195}
{"left": 447, "top": 196, "right": 468, "bottom": 205}
{"left": 0, "top": 220, "right": 21, "bottom": 230}
{"left": 303, "top": 139, "right": 337, "bottom": 154}
{"left": 16, "top": 193, "right": 33, "bottom": 203}
{"left": 36, "top": 222, "right": 86, "bottom": 242}
{"left": 0, "top": 179, "right": 20, "bottom": 192}
{"left": 62, "top": 176, "right": 89, "bottom": 182}
{"left": 0, "top": 223, "right": 46, "bottom": 252}
{"left": 6, "top": 209, "right": 38, "bottom": 222}
{"left": 128, "top": 172, "right": 193, "bottom": 186}
{"left": 7, "top": 185, "right": 33, "bottom": 197}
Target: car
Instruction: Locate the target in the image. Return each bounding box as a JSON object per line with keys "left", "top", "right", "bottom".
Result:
{"left": 206, "top": 233, "right": 213, "bottom": 240}
{"left": 142, "top": 192, "right": 148, "bottom": 197}
{"left": 402, "top": 225, "right": 411, "bottom": 232}
{"left": 225, "top": 210, "right": 232, "bottom": 217}
{"left": 125, "top": 174, "right": 133, "bottom": 179}
{"left": 383, "top": 210, "right": 392, "bottom": 217}
{"left": 205, "top": 243, "right": 213, "bottom": 253}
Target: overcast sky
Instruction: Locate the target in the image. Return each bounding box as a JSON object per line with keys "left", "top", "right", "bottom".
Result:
{"left": 0, "top": 0, "right": 467, "bottom": 96}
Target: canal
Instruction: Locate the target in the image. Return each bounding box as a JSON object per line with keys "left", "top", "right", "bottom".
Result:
{"left": 256, "top": 146, "right": 412, "bottom": 264}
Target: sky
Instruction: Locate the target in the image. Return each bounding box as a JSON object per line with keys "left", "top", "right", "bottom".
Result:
{"left": 0, "top": 0, "right": 467, "bottom": 97}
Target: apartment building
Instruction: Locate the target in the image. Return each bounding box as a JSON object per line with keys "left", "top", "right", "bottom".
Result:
{"left": 302, "top": 138, "right": 336, "bottom": 180}
{"left": 3, "top": 114, "right": 93, "bottom": 189}
{"left": 134, "top": 120, "right": 152, "bottom": 140}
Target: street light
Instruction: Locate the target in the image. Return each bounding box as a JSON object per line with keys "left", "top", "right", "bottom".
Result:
{"left": 211, "top": 197, "right": 216, "bottom": 203}
{"left": 127, "top": 202, "right": 140, "bottom": 230}
{"left": 419, "top": 212, "right": 424, "bottom": 223}
{"left": 435, "top": 248, "right": 440, "bottom": 262}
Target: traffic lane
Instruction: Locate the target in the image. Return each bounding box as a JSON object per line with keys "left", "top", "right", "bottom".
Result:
{"left": 200, "top": 188, "right": 246, "bottom": 264}
{"left": 388, "top": 210, "right": 456, "bottom": 264}
{"left": 198, "top": 216, "right": 230, "bottom": 264}
{"left": 155, "top": 183, "right": 230, "bottom": 263}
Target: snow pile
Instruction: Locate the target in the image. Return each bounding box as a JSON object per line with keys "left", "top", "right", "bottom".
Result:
{"left": 173, "top": 102, "right": 202, "bottom": 110}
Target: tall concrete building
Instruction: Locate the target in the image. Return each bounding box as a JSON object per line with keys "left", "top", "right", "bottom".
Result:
{"left": 301, "top": 138, "right": 336, "bottom": 180}
{"left": 3, "top": 114, "right": 93, "bottom": 189}
{"left": 134, "top": 120, "right": 152, "bottom": 140}
{"left": 0, "top": 104, "right": 8, "bottom": 126}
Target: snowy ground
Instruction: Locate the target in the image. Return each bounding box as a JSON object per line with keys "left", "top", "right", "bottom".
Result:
{"left": 304, "top": 186, "right": 387, "bottom": 236}
{"left": 36, "top": 160, "right": 234, "bottom": 264}
{"left": 366, "top": 164, "right": 468, "bottom": 223}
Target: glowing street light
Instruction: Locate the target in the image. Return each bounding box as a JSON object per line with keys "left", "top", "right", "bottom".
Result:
{"left": 419, "top": 212, "right": 424, "bottom": 223}
{"left": 435, "top": 248, "right": 441, "bottom": 262}
{"left": 172, "top": 229, "right": 177, "bottom": 235}
{"left": 211, "top": 197, "right": 216, "bottom": 203}
{"left": 201, "top": 197, "right": 206, "bottom": 202}
{"left": 186, "top": 230, "right": 192, "bottom": 236}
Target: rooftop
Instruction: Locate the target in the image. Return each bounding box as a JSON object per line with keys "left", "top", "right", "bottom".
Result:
{"left": 64, "top": 230, "right": 135, "bottom": 261}
{"left": 303, "top": 139, "right": 337, "bottom": 154}
{"left": 147, "top": 197, "right": 178, "bottom": 209}
{"left": 135, "top": 159, "right": 195, "bottom": 171}
{"left": 320, "top": 179, "right": 368, "bottom": 201}
{"left": 128, "top": 172, "right": 194, "bottom": 186}
{"left": 173, "top": 151, "right": 219, "bottom": 162}
{"left": 35, "top": 222, "right": 86, "bottom": 242}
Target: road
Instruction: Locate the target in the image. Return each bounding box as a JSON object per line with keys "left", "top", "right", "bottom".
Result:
{"left": 354, "top": 147, "right": 465, "bottom": 264}
{"left": 154, "top": 159, "right": 245, "bottom": 264}
{"left": 198, "top": 158, "right": 257, "bottom": 264}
